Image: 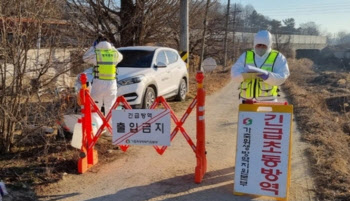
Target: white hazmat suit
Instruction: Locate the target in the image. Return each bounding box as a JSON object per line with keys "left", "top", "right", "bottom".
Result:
{"left": 83, "top": 41, "right": 123, "bottom": 129}
{"left": 231, "top": 30, "right": 290, "bottom": 101}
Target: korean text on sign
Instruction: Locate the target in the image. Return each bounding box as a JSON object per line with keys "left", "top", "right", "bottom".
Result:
{"left": 234, "top": 111, "right": 291, "bottom": 198}
{"left": 112, "top": 109, "right": 171, "bottom": 146}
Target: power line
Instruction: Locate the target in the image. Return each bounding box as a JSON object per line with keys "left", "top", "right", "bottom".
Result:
{"left": 265, "top": 8, "right": 350, "bottom": 14}
{"left": 234, "top": 2, "right": 350, "bottom": 16}
{"left": 264, "top": 7, "right": 350, "bottom": 14}
{"left": 260, "top": 4, "right": 350, "bottom": 12}
{"left": 258, "top": 7, "right": 350, "bottom": 17}
{"left": 266, "top": 10, "right": 350, "bottom": 17}
{"left": 252, "top": 2, "right": 350, "bottom": 9}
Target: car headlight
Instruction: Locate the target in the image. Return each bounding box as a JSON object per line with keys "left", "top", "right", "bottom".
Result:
{"left": 118, "top": 76, "right": 144, "bottom": 86}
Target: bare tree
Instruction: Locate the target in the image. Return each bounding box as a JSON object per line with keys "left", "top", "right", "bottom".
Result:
{"left": 66, "top": 0, "right": 180, "bottom": 47}
{"left": 336, "top": 31, "right": 350, "bottom": 45}
{"left": 299, "top": 21, "right": 320, "bottom": 36}
{"left": 66, "top": 0, "right": 231, "bottom": 72}
{"left": 0, "top": 0, "right": 82, "bottom": 153}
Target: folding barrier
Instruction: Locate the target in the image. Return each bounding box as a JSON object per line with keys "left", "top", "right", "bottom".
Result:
{"left": 77, "top": 72, "right": 207, "bottom": 183}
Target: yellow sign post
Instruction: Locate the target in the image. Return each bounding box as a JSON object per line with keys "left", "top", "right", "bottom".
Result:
{"left": 234, "top": 103, "right": 293, "bottom": 201}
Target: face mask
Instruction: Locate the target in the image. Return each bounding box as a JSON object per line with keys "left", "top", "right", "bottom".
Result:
{"left": 255, "top": 47, "right": 267, "bottom": 56}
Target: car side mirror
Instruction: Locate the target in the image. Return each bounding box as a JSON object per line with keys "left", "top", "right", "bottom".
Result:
{"left": 155, "top": 62, "right": 167, "bottom": 68}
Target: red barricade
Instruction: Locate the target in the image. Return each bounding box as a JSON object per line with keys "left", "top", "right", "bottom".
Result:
{"left": 77, "top": 72, "right": 207, "bottom": 183}
{"left": 195, "top": 71, "right": 207, "bottom": 183}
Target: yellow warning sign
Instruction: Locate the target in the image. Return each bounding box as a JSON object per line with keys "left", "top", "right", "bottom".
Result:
{"left": 179, "top": 51, "right": 188, "bottom": 63}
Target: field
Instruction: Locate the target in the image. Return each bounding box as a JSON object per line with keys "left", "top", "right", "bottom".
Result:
{"left": 283, "top": 59, "right": 350, "bottom": 200}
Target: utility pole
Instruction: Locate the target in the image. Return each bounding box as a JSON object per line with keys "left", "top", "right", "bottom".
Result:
{"left": 223, "top": 0, "right": 230, "bottom": 68}
{"left": 36, "top": 25, "right": 42, "bottom": 66}
{"left": 180, "top": 0, "right": 189, "bottom": 70}
{"left": 199, "top": 0, "right": 210, "bottom": 71}
{"left": 232, "top": 3, "right": 241, "bottom": 61}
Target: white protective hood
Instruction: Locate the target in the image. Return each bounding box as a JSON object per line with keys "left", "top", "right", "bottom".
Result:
{"left": 95, "top": 41, "right": 112, "bottom": 49}
{"left": 254, "top": 30, "right": 272, "bottom": 56}
{"left": 231, "top": 29, "right": 290, "bottom": 87}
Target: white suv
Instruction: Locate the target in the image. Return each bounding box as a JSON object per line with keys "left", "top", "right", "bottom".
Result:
{"left": 116, "top": 46, "right": 188, "bottom": 108}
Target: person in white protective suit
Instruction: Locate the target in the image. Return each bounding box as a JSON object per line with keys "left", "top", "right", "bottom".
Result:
{"left": 231, "top": 30, "right": 290, "bottom": 102}
{"left": 83, "top": 37, "right": 123, "bottom": 129}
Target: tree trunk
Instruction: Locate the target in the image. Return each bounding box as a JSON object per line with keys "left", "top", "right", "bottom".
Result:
{"left": 1, "top": 116, "right": 14, "bottom": 153}
{"left": 120, "top": 0, "right": 136, "bottom": 46}
{"left": 134, "top": 0, "right": 146, "bottom": 45}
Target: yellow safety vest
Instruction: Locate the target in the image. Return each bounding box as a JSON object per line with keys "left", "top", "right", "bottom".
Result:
{"left": 240, "top": 50, "right": 279, "bottom": 99}
{"left": 95, "top": 49, "right": 118, "bottom": 80}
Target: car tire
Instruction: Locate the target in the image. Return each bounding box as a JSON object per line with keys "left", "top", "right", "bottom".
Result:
{"left": 143, "top": 87, "right": 156, "bottom": 109}
{"left": 175, "top": 78, "right": 187, "bottom": 101}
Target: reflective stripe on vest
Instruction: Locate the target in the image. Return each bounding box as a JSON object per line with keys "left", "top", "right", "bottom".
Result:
{"left": 95, "top": 49, "right": 118, "bottom": 80}
{"left": 240, "top": 50, "right": 279, "bottom": 99}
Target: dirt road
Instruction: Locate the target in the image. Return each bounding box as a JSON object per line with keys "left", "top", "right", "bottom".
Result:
{"left": 38, "top": 81, "right": 316, "bottom": 201}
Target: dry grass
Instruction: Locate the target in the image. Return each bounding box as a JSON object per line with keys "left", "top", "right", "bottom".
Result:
{"left": 168, "top": 67, "right": 231, "bottom": 113}
{"left": 283, "top": 59, "right": 350, "bottom": 200}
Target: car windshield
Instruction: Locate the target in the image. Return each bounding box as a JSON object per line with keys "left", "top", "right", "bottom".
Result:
{"left": 117, "top": 50, "right": 155, "bottom": 68}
